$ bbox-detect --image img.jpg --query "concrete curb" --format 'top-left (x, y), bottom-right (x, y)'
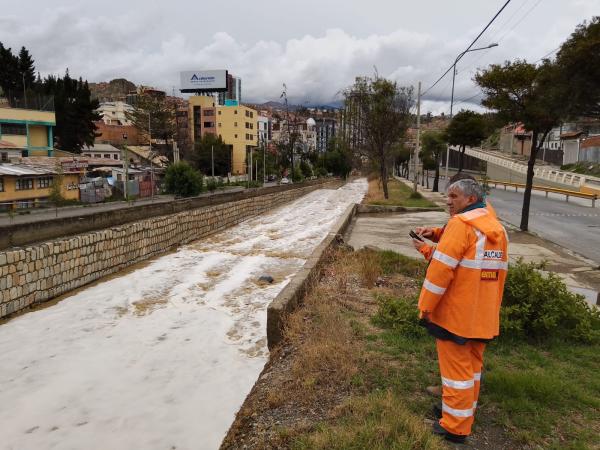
top-left (266, 202), bottom-right (358, 349)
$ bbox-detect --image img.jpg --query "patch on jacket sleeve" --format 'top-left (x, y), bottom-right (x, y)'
top-left (481, 270), bottom-right (499, 281)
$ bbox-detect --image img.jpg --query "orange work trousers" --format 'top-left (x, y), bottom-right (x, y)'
top-left (436, 338), bottom-right (486, 436)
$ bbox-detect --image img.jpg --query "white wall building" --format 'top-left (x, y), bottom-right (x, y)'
top-left (97, 101), bottom-right (135, 126)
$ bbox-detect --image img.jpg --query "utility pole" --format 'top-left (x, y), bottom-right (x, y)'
top-left (122, 133), bottom-right (129, 200)
top-left (445, 43), bottom-right (499, 180)
top-left (263, 137), bottom-right (266, 184)
top-left (413, 82), bottom-right (421, 192)
top-left (148, 112), bottom-right (154, 201)
top-left (211, 145), bottom-right (214, 177)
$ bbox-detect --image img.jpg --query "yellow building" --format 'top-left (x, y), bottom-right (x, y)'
top-left (0, 161), bottom-right (81, 210)
top-left (0, 106), bottom-right (56, 157)
top-left (188, 96), bottom-right (258, 175)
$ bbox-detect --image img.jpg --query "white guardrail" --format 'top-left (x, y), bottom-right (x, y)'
top-left (461, 147), bottom-right (600, 191)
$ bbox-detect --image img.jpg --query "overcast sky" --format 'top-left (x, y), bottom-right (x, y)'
top-left (1, 0), bottom-right (598, 113)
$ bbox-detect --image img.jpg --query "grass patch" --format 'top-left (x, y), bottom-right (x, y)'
top-left (364, 178), bottom-right (437, 207)
top-left (291, 391), bottom-right (445, 450)
top-left (224, 248), bottom-right (599, 449)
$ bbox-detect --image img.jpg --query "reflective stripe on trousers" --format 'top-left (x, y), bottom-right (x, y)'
top-left (436, 339), bottom-right (486, 436)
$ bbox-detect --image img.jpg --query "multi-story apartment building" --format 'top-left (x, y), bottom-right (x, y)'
top-left (0, 105), bottom-right (55, 157)
top-left (315, 117), bottom-right (336, 152)
top-left (97, 101), bottom-right (134, 126)
top-left (187, 95), bottom-right (258, 175)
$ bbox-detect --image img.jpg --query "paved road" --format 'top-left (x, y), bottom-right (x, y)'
top-left (487, 186), bottom-right (600, 265)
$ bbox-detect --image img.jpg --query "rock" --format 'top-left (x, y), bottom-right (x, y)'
top-left (258, 275), bottom-right (274, 284)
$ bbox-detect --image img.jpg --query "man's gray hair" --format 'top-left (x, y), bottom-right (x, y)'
top-left (447, 179), bottom-right (484, 202)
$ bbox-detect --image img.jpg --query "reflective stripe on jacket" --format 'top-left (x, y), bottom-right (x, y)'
top-left (418, 207), bottom-right (508, 339)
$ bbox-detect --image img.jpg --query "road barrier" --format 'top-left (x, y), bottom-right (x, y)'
top-left (486, 179), bottom-right (597, 207)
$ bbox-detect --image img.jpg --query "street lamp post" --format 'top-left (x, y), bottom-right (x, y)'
top-left (445, 43), bottom-right (498, 181)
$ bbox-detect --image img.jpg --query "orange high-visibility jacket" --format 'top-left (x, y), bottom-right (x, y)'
top-left (418, 206), bottom-right (508, 339)
top-left (417, 202), bottom-right (497, 262)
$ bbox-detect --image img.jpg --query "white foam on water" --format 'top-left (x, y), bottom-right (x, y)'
top-left (0, 179), bottom-right (367, 450)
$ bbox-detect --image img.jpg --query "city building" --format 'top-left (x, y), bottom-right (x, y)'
top-left (0, 105), bottom-right (55, 157)
top-left (97, 101), bottom-right (134, 126)
top-left (0, 158), bottom-right (84, 210)
top-left (315, 117), bottom-right (336, 152)
top-left (81, 143), bottom-right (121, 161)
top-left (218, 74), bottom-right (242, 106)
top-left (187, 95), bottom-right (258, 175)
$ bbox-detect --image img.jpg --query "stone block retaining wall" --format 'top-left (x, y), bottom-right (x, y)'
top-left (0, 181), bottom-right (338, 319)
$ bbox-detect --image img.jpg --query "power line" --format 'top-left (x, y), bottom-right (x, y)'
top-left (534, 45), bottom-right (560, 63)
top-left (422, 0), bottom-right (513, 96)
top-left (494, 0), bottom-right (543, 44)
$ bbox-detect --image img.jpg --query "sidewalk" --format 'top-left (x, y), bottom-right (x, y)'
top-left (347, 177), bottom-right (600, 307)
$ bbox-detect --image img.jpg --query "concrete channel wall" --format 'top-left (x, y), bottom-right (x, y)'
top-left (266, 202), bottom-right (358, 349)
top-left (0, 180), bottom-right (339, 319)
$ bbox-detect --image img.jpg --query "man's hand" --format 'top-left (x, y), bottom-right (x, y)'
top-left (412, 238), bottom-right (426, 251)
top-left (415, 227), bottom-right (435, 239)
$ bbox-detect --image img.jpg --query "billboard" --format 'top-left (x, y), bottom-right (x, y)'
top-left (180, 70), bottom-right (228, 93)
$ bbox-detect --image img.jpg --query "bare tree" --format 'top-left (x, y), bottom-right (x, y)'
top-left (344, 76), bottom-right (413, 198)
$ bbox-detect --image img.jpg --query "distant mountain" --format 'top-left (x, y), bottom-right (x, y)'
top-left (89, 78), bottom-right (136, 102)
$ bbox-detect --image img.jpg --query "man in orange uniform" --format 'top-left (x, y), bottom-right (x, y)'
top-left (416, 179), bottom-right (508, 443)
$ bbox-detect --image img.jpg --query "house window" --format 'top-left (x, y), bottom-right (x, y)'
top-left (218, 123), bottom-right (222, 127)
top-left (203, 110), bottom-right (215, 116)
top-left (234, 110), bottom-right (238, 114)
top-left (203, 122), bottom-right (214, 128)
top-left (0, 178), bottom-right (3, 192)
top-left (104, 154), bottom-right (111, 158)
top-left (0, 123), bottom-right (27, 135)
top-left (1, 152), bottom-right (7, 162)
top-left (234, 134), bottom-right (238, 139)
top-left (234, 122), bottom-right (238, 127)
top-left (16, 178), bottom-right (34, 190)
top-left (37, 177), bottom-right (53, 189)
top-left (218, 111), bottom-right (222, 115)
top-left (113, 154), bottom-right (119, 160)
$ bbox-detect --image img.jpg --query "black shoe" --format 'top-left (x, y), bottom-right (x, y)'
top-left (432, 403), bottom-right (442, 419)
top-left (432, 421), bottom-right (466, 444)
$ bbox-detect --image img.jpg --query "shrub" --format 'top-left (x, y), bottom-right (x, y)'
top-left (501, 260), bottom-right (600, 343)
top-left (409, 191), bottom-right (423, 199)
top-left (373, 294), bottom-right (427, 338)
top-left (164, 161), bottom-right (203, 197)
top-left (292, 166), bottom-right (304, 182)
top-left (206, 178), bottom-right (217, 192)
top-left (300, 160), bottom-right (313, 178)
top-left (315, 167), bottom-right (328, 177)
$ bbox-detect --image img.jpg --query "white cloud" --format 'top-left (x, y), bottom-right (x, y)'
top-left (1, 3), bottom-right (597, 113)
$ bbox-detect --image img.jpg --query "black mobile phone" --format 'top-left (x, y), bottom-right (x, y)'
top-left (409, 230), bottom-right (424, 242)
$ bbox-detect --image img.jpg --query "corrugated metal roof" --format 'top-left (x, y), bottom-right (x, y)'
top-left (0, 164), bottom-right (51, 176)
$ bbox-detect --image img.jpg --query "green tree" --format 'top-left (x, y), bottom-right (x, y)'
top-left (420, 131), bottom-right (446, 192)
top-left (554, 17), bottom-right (600, 118)
top-left (475, 60), bottom-right (565, 231)
top-left (40, 72), bottom-right (101, 152)
top-left (192, 134), bottom-right (231, 176)
top-left (393, 143), bottom-right (411, 179)
top-left (446, 110), bottom-right (487, 172)
top-left (164, 161), bottom-right (203, 197)
top-left (318, 137), bottom-right (353, 178)
top-left (18, 46), bottom-right (35, 88)
top-left (344, 77), bottom-right (413, 198)
top-left (0, 42), bottom-right (21, 96)
top-left (300, 159), bottom-right (313, 178)
top-left (126, 93), bottom-right (177, 160)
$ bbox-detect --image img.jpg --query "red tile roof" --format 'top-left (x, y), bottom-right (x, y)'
top-left (581, 136), bottom-right (600, 148)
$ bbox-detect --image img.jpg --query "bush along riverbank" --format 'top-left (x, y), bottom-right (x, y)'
top-left (221, 247), bottom-right (600, 450)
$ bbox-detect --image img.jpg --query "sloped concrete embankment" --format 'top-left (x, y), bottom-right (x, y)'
top-left (266, 202), bottom-right (357, 349)
top-left (0, 180), bottom-right (341, 319)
